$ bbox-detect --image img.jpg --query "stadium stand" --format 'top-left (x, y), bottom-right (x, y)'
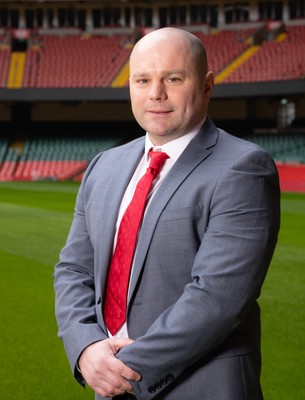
top-left (7, 51), bottom-right (25, 88)
top-left (195, 28), bottom-right (255, 75)
top-left (245, 133), bottom-right (305, 164)
top-left (243, 133), bottom-right (305, 192)
top-left (0, 21), bottom-right (303, 90)
top-left (23, 34), bottom-right (132, 88)
top-left (1, 132), bottom-right (304, 191)
top-left (0, 1), bottom-right (304, 191)
top-left (0, 46), bottom-right (10, 88)
top-left (10, 136), bottom-right (122, 181)
top-left (0, 147), bottom-right (19, 181)
top-left (8, 24), bottom-right (299, 88)
top-left (0, 137), bottom-right (9, 163)
top-left (222, 25), bottom-right (305, 83)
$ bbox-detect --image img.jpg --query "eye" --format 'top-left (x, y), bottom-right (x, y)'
top-left (167, 76), bottom-right (182, 84)
top-left (137, 78), bottom-right (148, 84)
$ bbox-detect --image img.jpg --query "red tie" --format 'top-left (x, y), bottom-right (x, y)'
top-left (103, 150), bottom-right (169, 335)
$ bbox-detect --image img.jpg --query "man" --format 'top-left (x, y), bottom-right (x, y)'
top-left (54, 27), bottom-right (280, 399)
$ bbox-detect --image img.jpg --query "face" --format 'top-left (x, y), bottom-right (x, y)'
top-left (129, 30), bottom-right (214, 145)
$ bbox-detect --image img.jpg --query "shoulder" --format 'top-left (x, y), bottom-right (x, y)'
top-left (200, 117), bottom-right (270, 161)
top-left (217, 127), bottom-right (262, 152)
top-left (97, 135), bottom-right (145, 160)
top-left (211, 129), bottom-right (279, 196)
top-left (216, 128), bottom-right (275, 165)
top-left (84, 135), bottom-right (145, 175)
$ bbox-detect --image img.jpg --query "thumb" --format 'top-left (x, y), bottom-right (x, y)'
top-left (109, 338), bottom-right (135, 354)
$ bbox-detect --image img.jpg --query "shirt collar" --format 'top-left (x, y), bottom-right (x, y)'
top-left (145, 117), bottom-right (206, 162)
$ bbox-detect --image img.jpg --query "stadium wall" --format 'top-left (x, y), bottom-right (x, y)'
top-left (1, 80), bottom-right (305, 102)
top-left (0, 103), bottom-right (10, 121)
top-left (4, 94), bottom-right (305, 126)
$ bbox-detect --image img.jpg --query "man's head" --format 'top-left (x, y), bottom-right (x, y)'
top-left (129, 27), bottom-right (214, 145)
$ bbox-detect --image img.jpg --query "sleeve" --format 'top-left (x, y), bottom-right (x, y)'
top-left (117, 147), bottom-right (280, 399)
top-left (53, 156), bottom-right (107, 381)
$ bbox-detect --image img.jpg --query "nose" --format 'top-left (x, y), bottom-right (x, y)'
top-left (149, 80), bottom-right (167, 101)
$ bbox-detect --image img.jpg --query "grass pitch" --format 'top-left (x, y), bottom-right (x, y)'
top-left (0, 181), bottom-right (304, 400)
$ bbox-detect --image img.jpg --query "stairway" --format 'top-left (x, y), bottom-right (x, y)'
top-left (7, 52), bottom-right (26, 88)
top-left (215, 45), bottom-right (260, 84)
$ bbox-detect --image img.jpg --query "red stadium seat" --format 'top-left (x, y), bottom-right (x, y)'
top-left (23, 34), bottom-right (131, 88)
top-left (221, 25), bottom-right (305, 83)
top-left (0, 47), bottom-right (11, 87)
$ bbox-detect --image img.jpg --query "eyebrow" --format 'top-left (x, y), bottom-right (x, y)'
top-left (131, 70), bottom-right (186, 79)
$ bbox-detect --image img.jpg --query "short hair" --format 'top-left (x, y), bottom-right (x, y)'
top-left (181, 30), bottom-right (208, 78)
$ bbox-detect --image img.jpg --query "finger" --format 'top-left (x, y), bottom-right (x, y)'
top-left (94, 381), bottom-right (126, 398)
top-left (108, 337), bottom-right (135, 353)
top-left (85, 355), bottom-right (137, 389)
top-left (92, 371), bottom-right (133, 397)
top-left (110, 357), bottom-right (141, 382)
top-left (107, 338), bottom-right (141, 381)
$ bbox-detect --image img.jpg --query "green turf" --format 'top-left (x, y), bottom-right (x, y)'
top-left (0, 182), bottom-right (93, 400)
top-left (0, 182), bottom-right (304, 399)
top-left (260, 192), bottom-right (305, 399)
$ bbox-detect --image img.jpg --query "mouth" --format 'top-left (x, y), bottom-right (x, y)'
top-left (147, 110), bottom-right (173, 115)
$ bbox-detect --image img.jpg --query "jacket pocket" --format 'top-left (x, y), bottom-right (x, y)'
top-left (158, 205), bottom-right (202, 222)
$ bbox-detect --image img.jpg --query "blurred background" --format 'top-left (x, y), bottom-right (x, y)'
top-left (0, 0), bottom-right (304, 399)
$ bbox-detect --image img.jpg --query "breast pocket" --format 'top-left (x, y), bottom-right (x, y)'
top-left (158, 205), bottom-right (203, 222)
top-left (155, 205), bottom-right (204, 254)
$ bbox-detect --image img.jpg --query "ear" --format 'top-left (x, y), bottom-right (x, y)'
top-left (204, 71), bottom-right (215, 97)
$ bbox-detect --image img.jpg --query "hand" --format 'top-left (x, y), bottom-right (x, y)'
top-left (79, 338), bottom-right (141, 398)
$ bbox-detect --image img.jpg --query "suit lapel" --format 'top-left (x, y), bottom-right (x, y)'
top-left (128, 117), bottom-right (219, 301)
top-left (98, 139), bottom-right (145, 292)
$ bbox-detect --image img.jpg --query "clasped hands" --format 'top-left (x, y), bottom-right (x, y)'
top-left (79, 338), bottom-right (141, 398)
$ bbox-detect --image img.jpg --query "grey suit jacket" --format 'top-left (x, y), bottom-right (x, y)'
top-left (54, 116), bottom-right (280, 400)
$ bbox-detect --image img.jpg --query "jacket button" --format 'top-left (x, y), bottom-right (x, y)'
top-left (148, 386), bottom-right (156, 393)
top-left (166, 374), bottom-right (174, 381)
top-left (160, 378), bottom-right (168, 386)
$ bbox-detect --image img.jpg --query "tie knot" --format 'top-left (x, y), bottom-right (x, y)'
top-left (148, 150), bottom-right (169, 176)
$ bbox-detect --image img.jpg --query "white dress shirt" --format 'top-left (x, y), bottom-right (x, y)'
top-left (109, 119), bottom-right (205, 338)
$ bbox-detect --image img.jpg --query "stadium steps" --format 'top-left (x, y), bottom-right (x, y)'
top-left (276, 32), bottom-right (287, 43)
top-left (215, 45), bottom-right (260, 84)
top-left (7, 52), bottom-right (26, 88)
top-left (111, 41), bottom-right (133, 87)
top-left (9, 140), bottom-right (24, 155)
top-left (111, 60), bottom-right (129, 87)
